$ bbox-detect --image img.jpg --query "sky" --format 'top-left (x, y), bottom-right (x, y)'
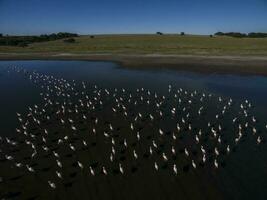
top-left (0, 0), bottom-right (267, 35)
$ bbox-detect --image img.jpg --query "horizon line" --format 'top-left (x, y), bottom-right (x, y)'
top-left (2, 31), bottom-right (267, 37)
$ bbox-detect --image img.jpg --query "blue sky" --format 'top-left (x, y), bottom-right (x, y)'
top-left (0, 0), bottom-right (266, 35)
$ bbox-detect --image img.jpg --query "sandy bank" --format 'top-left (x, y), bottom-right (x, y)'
top-left (0, 53), bottom-right (267, 76)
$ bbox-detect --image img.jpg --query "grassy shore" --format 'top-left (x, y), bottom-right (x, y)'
top-left (0, 34), bottom-right (267, 75)
top-left (1, 34), bottom-right (267, 55)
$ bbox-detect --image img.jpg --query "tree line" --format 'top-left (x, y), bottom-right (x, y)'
top-left (215, 32), bottom-right (267, 38)
top-left (0, 32), bottom-right (79, 47)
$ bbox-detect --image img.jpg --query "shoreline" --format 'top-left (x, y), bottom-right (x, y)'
top-left (0, 53), bottom-right (267, 76)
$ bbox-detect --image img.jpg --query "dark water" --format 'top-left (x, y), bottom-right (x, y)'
top-left (0, 60), bottom-right (267, 200)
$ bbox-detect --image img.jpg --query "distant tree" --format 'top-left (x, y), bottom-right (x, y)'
top-left (0, 33), bottom-right (3, 37)
top-left (90, 35), bottom-right (95, 38)
top-left (209, 35), bottom-right (213, 38)
top-left (248, 32), bottom-right (267, 38)
top-left (50, 33), bottom-right (57, 40)
top-left (0, 32), bottom-right (77, 47)
top-left (57, 32), bottom-right (79, 39)
top-left (180, 32), bottom-right (185, 36)
top-left (214, 32), bottom-right (247, 38)
top-left (229, 32), bottom-right (247, 38)
top-left (215, 32), bottom-right (224, 36)
top-left (156, 32), bottom-right (163, 35)
top-left (40, 34), bottom-right (49, 40)
top-left (63, 38), bottom-right (75, 43)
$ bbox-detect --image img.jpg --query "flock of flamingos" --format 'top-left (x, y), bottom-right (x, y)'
top-left (0, 66), bottom-right (266, 194)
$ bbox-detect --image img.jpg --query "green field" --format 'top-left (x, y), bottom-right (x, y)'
top-left (1, 34), bottom-right (267, 56)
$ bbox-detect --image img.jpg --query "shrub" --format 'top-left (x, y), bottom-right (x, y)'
top-left (63, 38), bottom-right (75, 43)
top-left (18, 42), bottom-right (28, 47)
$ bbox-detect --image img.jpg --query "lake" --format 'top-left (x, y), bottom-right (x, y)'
top-left (0, 60), bottom-right (267, 200)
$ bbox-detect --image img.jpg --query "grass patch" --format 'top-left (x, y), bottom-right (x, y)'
top-left (1, 34), bottom-right (267, 56)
